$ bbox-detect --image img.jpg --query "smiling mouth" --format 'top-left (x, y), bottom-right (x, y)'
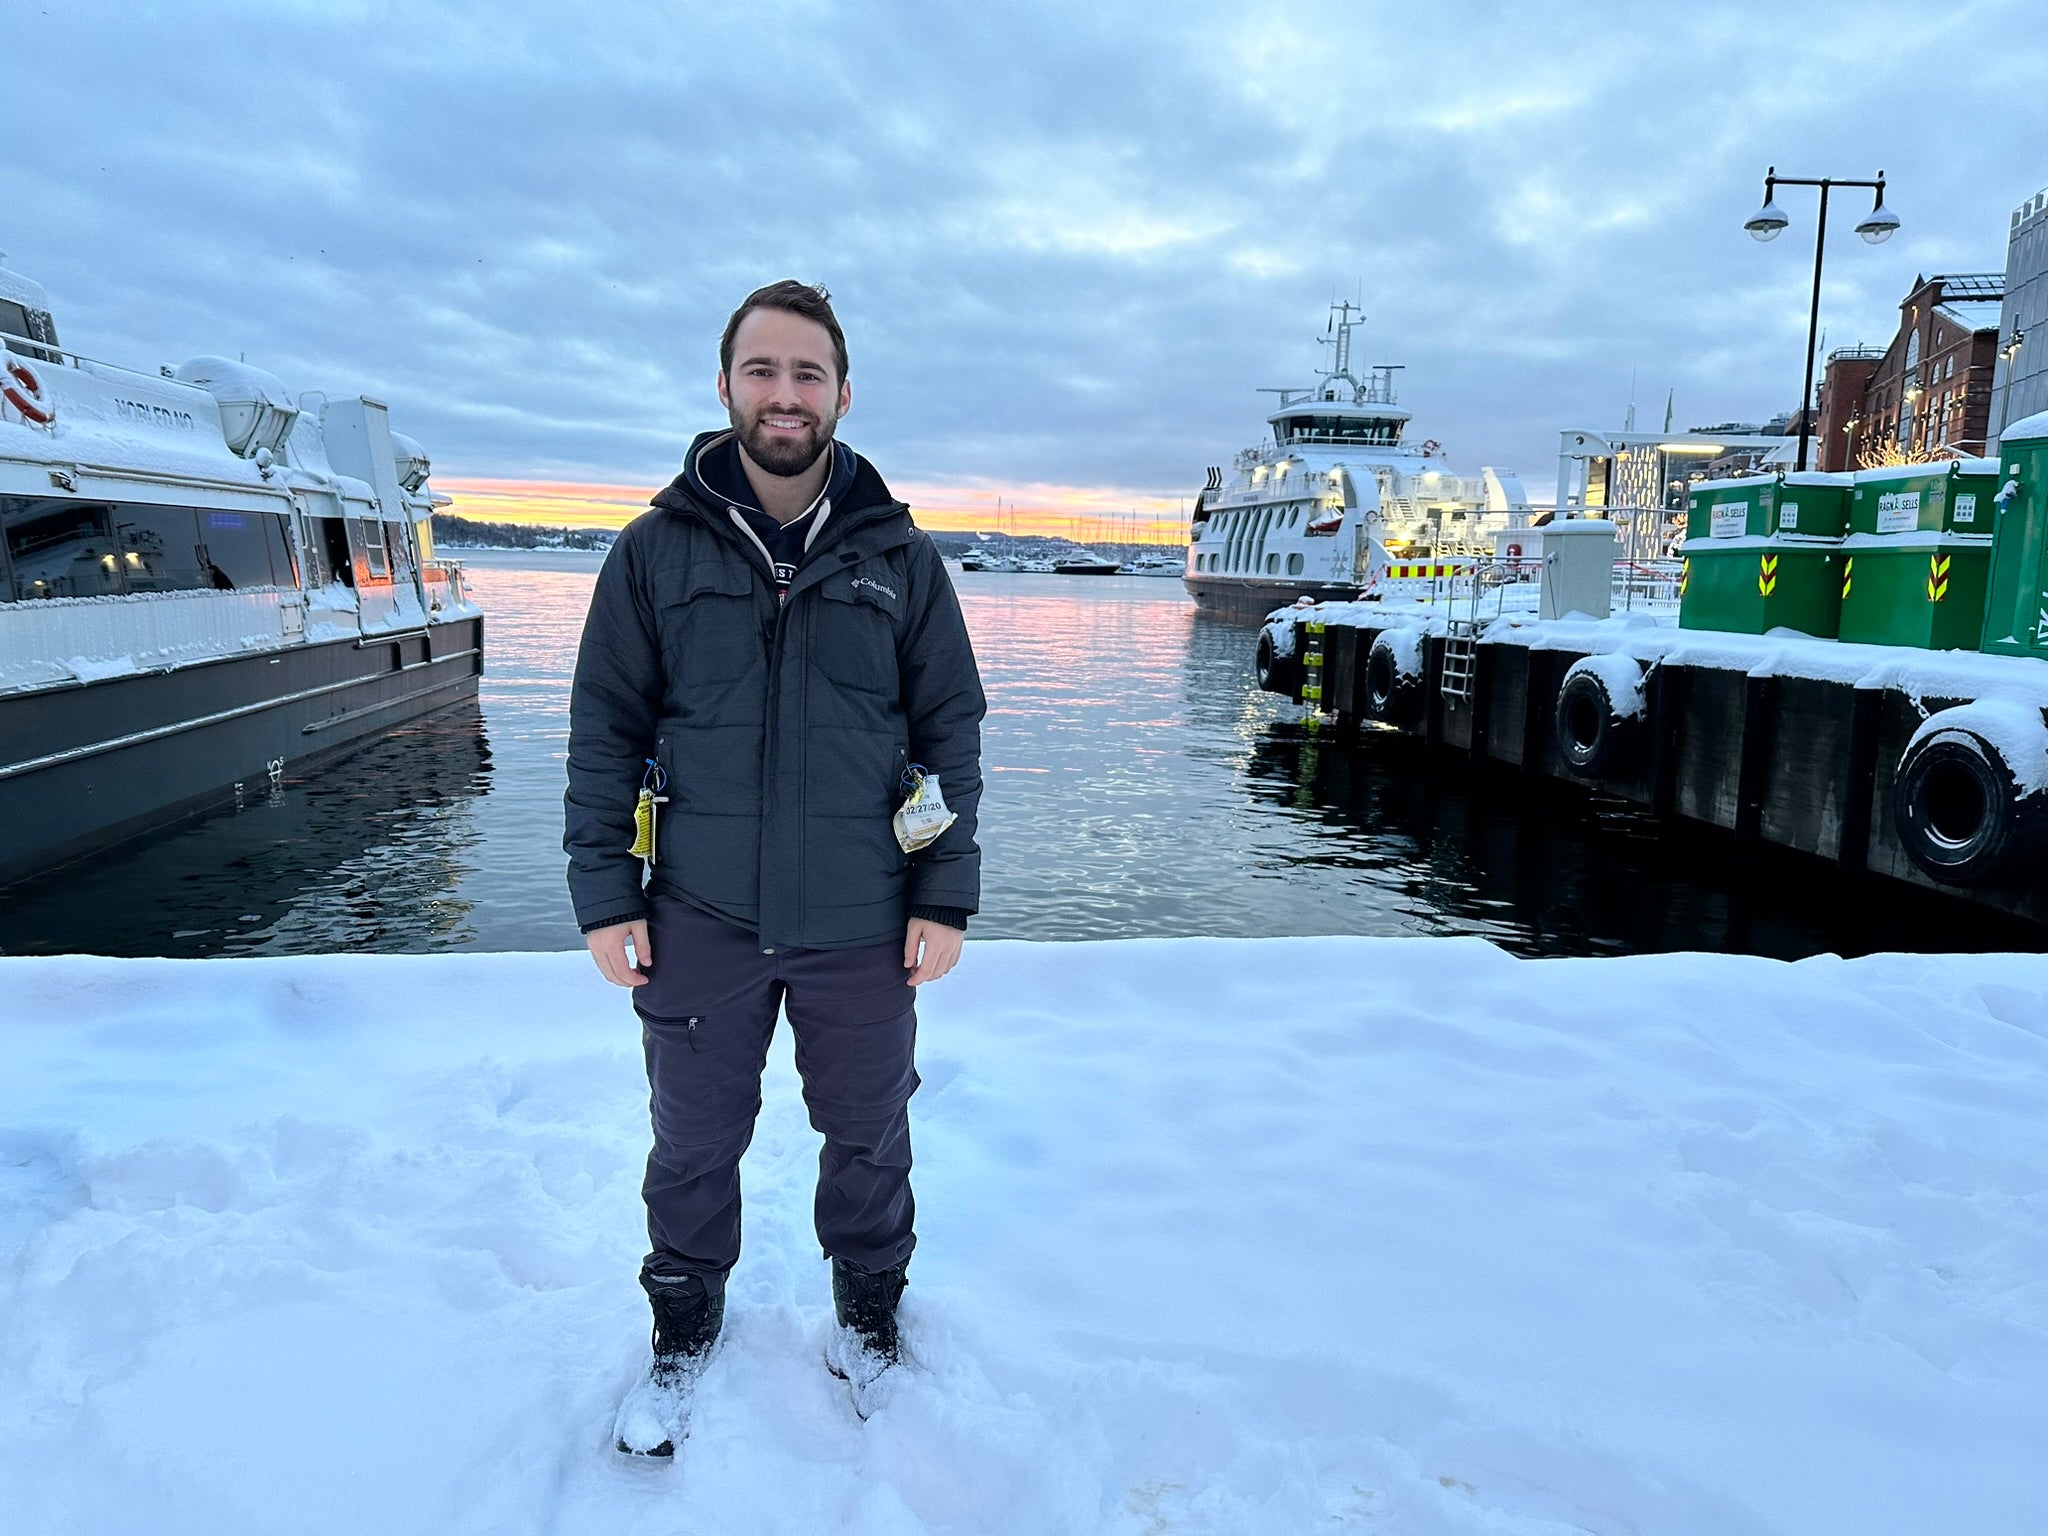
top-left (761, 414), bottom-right (813, 432)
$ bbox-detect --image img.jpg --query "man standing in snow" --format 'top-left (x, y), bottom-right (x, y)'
top-left (564, 281), bottom-right (986, 1454)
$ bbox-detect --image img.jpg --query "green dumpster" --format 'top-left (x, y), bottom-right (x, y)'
top-left (1836, 461), bottom-right (1999, 649)
top-left (1838, 533), bottom-right (1994, 649)
top-left (1981, 413), bottom-right (2048, 658)
top-left (1849, 459), bottom-right (2000, 535)
top-left (1680, 472), bottom-right (1849, 636)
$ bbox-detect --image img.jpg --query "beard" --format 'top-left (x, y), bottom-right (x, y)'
top-left (733, 402), bottom-right (837, 478)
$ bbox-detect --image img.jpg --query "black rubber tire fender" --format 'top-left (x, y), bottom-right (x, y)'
top-left (1255, 626), bottom-right (1305, 699)
top-left (1892, 725), bottom-right (2044, 886)
top-left (1554, 663), bottom-right (1645, 779)
top-left (1363, 631), bottom-right (1426, 727)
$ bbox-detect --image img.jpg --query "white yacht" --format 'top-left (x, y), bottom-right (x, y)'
top-left (0, 253), bottom-right (483, 884)
top-left (1183, 304), bottom-right (1530, 617)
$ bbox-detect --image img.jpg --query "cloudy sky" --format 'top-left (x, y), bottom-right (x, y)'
top-left (8, 0), bottom-right (2046, 536)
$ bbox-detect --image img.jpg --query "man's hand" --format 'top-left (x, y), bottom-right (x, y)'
top-left (903, 917), bottom-right (963, 986)
top-left (587, 918), bottom-right (651, 987)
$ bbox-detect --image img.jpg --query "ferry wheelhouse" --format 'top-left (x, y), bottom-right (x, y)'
top-left (1184, 305), bottom-right (1529, 617)
top-left (0, 254), bottom-right (483, 884)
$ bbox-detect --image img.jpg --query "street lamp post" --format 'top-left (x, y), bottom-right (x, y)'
top-left (1744, 167), bottom-right (1900, 472)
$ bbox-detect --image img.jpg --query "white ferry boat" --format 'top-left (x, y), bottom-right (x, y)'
top-left (1184, 304), bottom-right (1530, 617)
top-left (0, 254), bottom-right (483, 884)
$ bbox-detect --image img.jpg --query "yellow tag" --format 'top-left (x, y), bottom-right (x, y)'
top-left (629, 788), bottom-right (667, 863)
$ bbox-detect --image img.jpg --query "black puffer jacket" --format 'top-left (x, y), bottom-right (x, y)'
top-left (564, 436), bottom-right (985, 949)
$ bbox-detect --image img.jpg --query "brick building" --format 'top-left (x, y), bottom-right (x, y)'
top-left (1816, 272), bottom-right (2004, 471)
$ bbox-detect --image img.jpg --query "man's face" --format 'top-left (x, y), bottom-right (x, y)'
top-left (717, 307), bottom-right (851, 478)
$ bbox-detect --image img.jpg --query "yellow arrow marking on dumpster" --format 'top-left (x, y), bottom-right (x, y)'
top-left (1841, 556), bottom-right (1854, 600)
top-left (1926, 553), bottom-right (1950, 604)
top-left (1758, 553), bottom-right (1779, 597)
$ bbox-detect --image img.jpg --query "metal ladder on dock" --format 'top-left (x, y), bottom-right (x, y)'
top-left (1441, 618), bottom-right (1479, 704)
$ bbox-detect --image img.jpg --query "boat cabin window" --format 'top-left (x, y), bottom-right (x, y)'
top-left (0, 299), bottom-right (62, 362)
top-left (195, 509), bottom-right (285, 589)
top-left (1275, 414), bottom-right (1401, 447)
top-left (113, 505), bottom-right (210, 592)
top-left (357, 518), bottom-right (389, 580)
top-left (382, 520), bottom-right (414, 580)
top-left (0, 496), bottom-right (291, 600)
top-left (3, 498), bottom-right (126, 599)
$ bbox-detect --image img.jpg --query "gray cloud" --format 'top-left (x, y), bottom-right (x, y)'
top-left (6, 0), bottom-right (2045, 507)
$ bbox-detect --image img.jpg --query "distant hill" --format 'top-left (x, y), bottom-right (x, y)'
top-left (431, 514), bottom-right (618, 552)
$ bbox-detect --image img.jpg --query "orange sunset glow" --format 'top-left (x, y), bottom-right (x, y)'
top-left (438, 476), bottom-right (1192, 545)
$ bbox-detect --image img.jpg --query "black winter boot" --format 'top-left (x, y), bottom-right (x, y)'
top-left (831, 1257), bottom-right (907, 1362)
top-left (614, 1270), bottom-right (725, 1457)
top-left (826, 1258), bottom-right (908, 1418)
top-left (645, 1269), bottom-right (725, 1369)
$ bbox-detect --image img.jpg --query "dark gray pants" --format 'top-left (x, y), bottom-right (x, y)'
top-left (633, 892), bottom-right (919, 1287)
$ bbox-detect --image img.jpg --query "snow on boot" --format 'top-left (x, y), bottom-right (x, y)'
top-left (614, 1270), bottom-right (725, 1458)
top-left (824, 1257), bottom-right (907, 1419)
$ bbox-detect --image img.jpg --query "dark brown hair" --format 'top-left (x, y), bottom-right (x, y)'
top-left (719, 280), bottom-right (849, 384)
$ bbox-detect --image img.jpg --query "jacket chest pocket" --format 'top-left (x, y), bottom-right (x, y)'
top-left (660, 566), bottom-right (765, 687)
top-left (812, 576), bottom-right (901, 696)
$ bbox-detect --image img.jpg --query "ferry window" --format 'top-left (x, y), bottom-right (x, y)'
top-left (1265, 553), bottom-right (1280, 574)
top-left (0, 299), bottom-right (61, 362)
top-left (1287, 553), bottom-right (1305, 575)
top-left (3, 497), bottom-right (126, 599)
top-left (382, 520), bottom-right (413, 579)
top-left (195, 509), bottom-right (280, 589)
top-left (269, 513), bottom-right (301, 588)
top-left (358, 518), bottom-right (389, 579)
top-left (114, 505), bottom-right (207, 592)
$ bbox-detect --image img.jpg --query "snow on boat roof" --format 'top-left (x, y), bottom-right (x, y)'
top-left (0, 262), bottom-right (52, 312)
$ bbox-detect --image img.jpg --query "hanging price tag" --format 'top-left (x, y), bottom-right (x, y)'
top-left (893, 766), bottom-right (957, 853)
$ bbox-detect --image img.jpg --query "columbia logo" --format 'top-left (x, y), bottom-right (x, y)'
top-left (851, 576), bottom-right (898, 600)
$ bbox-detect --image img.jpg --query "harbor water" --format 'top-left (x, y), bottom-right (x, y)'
top-left (0, 550), bottom-right (2031, 960)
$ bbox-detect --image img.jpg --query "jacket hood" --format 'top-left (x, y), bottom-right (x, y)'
top-left (654, 430), bottom-right (901, 533)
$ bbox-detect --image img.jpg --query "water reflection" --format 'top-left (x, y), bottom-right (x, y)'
top-left (0, 558), bottom-right (2029, 959)
top-left (1238, 717), bottom-right (2044, 960)
top-left (0, 705), bottom-right (492, 957)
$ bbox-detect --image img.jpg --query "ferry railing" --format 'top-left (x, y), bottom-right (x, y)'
top-left (421, 558), bottom-right (469, 613)
top-left (1, 326), bottom-right (176, 384)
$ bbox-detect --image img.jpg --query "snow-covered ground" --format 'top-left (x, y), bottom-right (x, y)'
top-left (3, 941), bottom-right (2044, 1534)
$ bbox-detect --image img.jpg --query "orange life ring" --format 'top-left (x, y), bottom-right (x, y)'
top-left (2, 358), bottom-right (53, 424)
top-left (1506, 542), bottom-right (1523, 560)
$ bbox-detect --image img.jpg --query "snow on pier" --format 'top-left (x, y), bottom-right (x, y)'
top-left (3, 941), bottom-right (2044, 1533)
